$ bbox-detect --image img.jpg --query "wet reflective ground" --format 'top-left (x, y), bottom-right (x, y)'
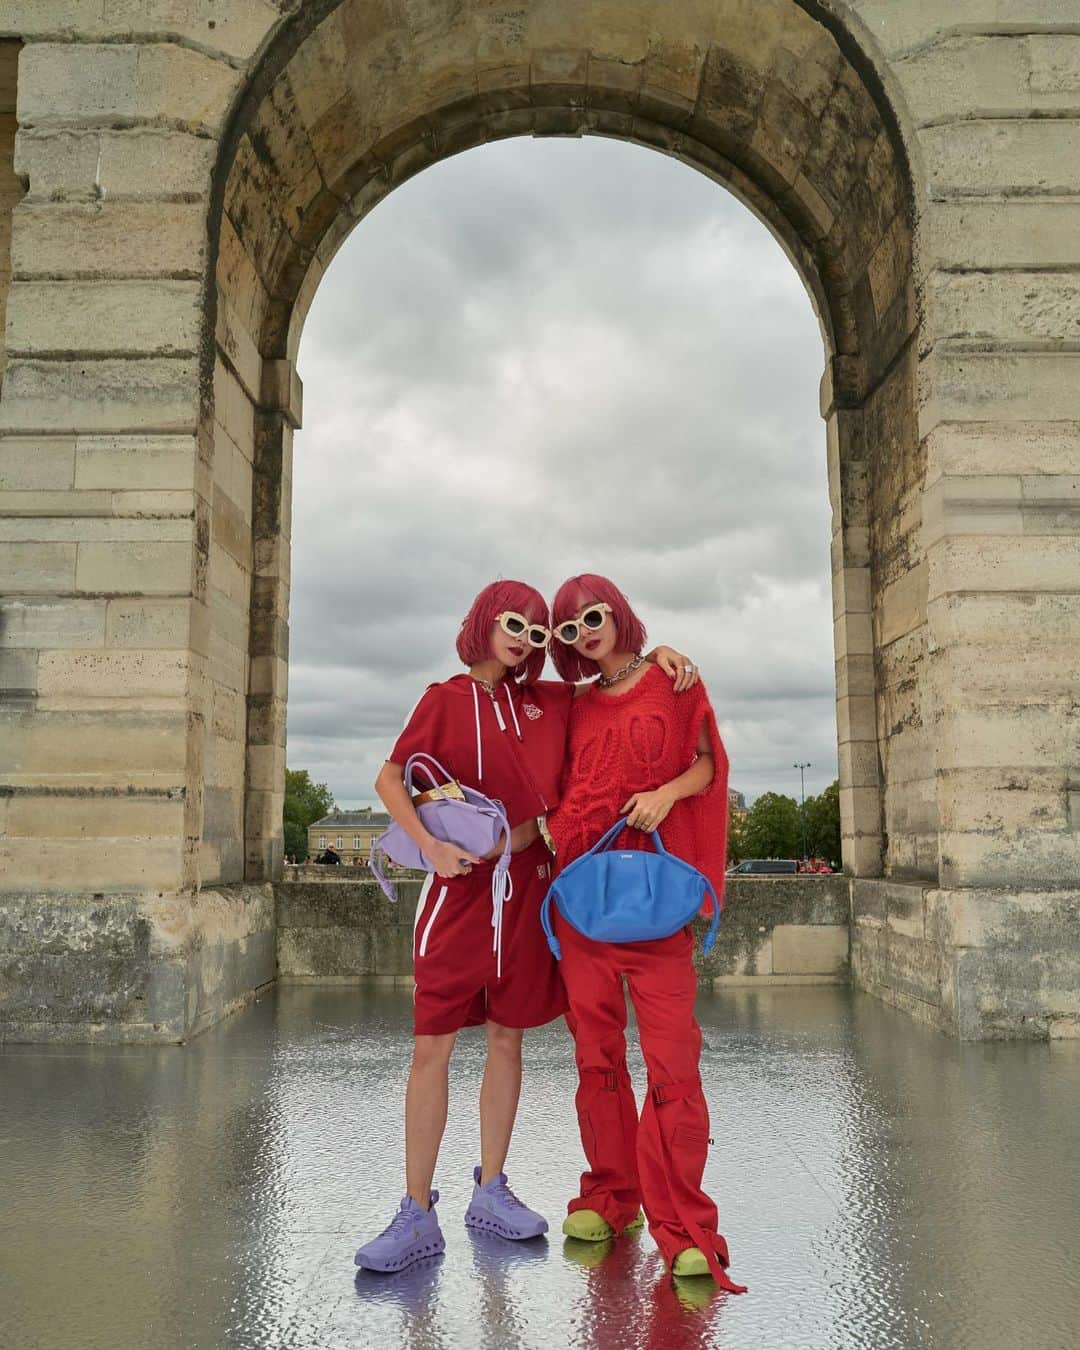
top-left (2, 985), bottom-right (1079, 1350)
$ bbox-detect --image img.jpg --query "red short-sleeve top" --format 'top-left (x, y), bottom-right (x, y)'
top-left (388, 675), bottom-right (575, 828)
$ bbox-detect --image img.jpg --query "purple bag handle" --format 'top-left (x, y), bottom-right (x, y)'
top-left (369, 751), bottom-right (512, 905)
top-left (402, 751), bottom-right (458, 795)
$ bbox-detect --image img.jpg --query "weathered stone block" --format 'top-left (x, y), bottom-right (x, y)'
top-left (0, 436), bottom-right (75, 490)
top-left (922, 199), bottom-right (1080, 271)
top-left (894, 36), bottom-right (1033, 123)
top-left (0, 836), bottom-right (184, 891)
top-left (0, 357), bottom-right (200, 435)
top-left (921, 350), bottom-right (1080, 430)
top-left (134, 45), bottom-right (239, 132)
top-left (834, 609), bottom-right (873, 660)
top-left (928, 535), bottom-right (1080, 599)
top-left (75, 540), bottom-right (193, 595)
top-left (6, 281), bottom-right (202, 357)
top-left (928, 591), bottom-right (1080, 650)
top-left (0, 884), bottom-right (276, 1043)
top-left (18, 43), bottom-right (138, 126)
top-left (850, 1), bottom-right (1080, 61)
top-left (5, 791), bottom-right (184, 839)
top-left (36, 650), bottom-right (189, 703)
top-left (13, 128), bottom-right (101, 201)
top-left (922, 118), bottom-right (1080, 199)
top-left (926, 270), bottom-right (1080, 349)
top-left (772, 924), bottom-right (849, 975)
top-left (1, 706), bottom-right (189, 780)
top-left (0, 541), bottom-right (76, 591)
top-left (12, 202), bottom-right (207, 278)
top-left (0, 647), bottom-right (36, 695)
top-left (105, 597), bottom-right (191, 649)
top-left (939, 829), bottom-right (1080, 890)
top-left (925, 422), bottom-right (1080, 481)
top-left (0, 598), bottom-right (105, 649)
top-left (74, 434), bottom-right (198, 491)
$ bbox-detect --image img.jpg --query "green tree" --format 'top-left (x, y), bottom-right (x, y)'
top-left (739, 791), bottom-right (802, 860)
top-left (283, 768), bottom-right (334, 861)
top-left (804, 779), bottom-right (842, 869)
top-left (726, 809), bottom-right (748, 864)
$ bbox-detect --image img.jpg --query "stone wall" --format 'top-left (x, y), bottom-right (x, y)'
top-left (276, 874), bottom-right (851, 985)
top-left (0, 883), bottom-right (275, 1044)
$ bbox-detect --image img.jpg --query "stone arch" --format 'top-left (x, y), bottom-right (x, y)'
top-left (202, 0), bottom-right (922, 897)
top-left (206, 0), bottom-right (923, 896)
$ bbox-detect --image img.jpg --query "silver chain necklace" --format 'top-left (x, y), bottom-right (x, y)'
top-left (596, 653), bottom-right (645, 689)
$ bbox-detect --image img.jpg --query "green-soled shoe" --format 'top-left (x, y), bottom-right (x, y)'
top-left (671, 1246), bottom-right (710, 1277)
top-left (562, 1208), bottom-right (645, 1242)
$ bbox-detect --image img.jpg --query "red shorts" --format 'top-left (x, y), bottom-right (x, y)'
top-left (411, 838), bottom-right (568, 1036)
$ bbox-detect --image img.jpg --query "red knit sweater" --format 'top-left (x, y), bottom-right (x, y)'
top-left (547, 665), bottom-right (730, 908)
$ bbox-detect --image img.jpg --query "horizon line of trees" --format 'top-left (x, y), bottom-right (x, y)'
top-left (285, 766), bottom-right (843, 870)
top-left (728, 780), bottom-right (841, 869)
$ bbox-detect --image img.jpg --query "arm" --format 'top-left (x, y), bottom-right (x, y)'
top-left (374, 760), bottom-right (481, 878)
top-left (621, 721), bottom-right (714, 831)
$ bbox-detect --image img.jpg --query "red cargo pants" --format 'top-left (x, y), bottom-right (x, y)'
top-left (555, 913), bottom-right (746, 1292)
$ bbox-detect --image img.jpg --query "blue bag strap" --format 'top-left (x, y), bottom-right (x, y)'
top-left (701, 879), bottom-right (721, 955)
top-left (591, 816), bottom-right (631, 854)
top-left (539, 884), bottom-right (561, 960)
top-left (591, 817), bottom-right (669, 855)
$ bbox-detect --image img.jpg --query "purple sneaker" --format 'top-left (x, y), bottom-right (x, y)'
top-left (354, 1191), bottom-right (446, 1272)
top-left (464, 1167), bottom-right (548, 1240)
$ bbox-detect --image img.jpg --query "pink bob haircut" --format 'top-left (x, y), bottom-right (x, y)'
top-left (548, 573), bottom-right (647, 682)
top-left (456, 579), bottom-right (549, 685)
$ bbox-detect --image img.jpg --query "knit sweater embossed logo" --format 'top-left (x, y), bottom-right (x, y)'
top-left (547, 664), bottom-right (731, 910)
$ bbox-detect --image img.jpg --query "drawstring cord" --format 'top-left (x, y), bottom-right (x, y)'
top-left (504, 684), bottom-right (522, 739)
top-left (490, 865), bottom-right (513, 978)
top-left (471, 682), bottom-right (484, 782)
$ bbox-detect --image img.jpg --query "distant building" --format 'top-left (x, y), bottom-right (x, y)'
top-left (728, 788), bottom-right (748, 818)
top-left (308, 807), bottom-right (390, 864)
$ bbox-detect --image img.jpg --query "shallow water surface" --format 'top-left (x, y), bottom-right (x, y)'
top-left (2, 984), bottom-right (1078, 1348)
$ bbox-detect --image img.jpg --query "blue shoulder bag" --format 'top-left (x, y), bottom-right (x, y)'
top-left (540, 816), bottom-right (722, 959)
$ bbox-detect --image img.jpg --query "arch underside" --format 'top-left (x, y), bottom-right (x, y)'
top-left (207, 0), bottom-right (922, 889)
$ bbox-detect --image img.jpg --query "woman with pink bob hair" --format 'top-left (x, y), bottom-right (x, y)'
top-left (545, 574), bottom-right (746, 1292)
top-left (353, 578), bottom-right (697, 1275)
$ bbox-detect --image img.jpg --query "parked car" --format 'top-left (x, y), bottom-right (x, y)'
top-left (799, 857), bottom-right (834, 874)
top-left (726, 859), bottom-right (800, 875)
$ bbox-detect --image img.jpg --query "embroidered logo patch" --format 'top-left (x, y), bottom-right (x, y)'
top-left (523, 703), bottom-right (542, 720)
top-left (537, 862), bottom-right (551, 880)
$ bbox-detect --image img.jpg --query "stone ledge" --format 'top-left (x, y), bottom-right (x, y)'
top-left (275, 875), bottom-right (853, 982)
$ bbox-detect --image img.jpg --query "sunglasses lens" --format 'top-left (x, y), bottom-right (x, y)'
top-left (527, 628), bottom-right (548, 647)
top-left (557, 623), bottom-right (579, 644)
top-left (503, 615), bottom-right (526, 636)
top-left (582, 608), bottom-right (606, 630)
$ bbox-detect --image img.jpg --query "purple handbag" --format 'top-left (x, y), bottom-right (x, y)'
top-left (369, 752), bottom-right (511, 903)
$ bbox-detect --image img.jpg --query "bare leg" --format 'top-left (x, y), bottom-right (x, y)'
top-left (479, 1020), bottom-right (524, 1184)
top-left (405, 1031), bottom-right (457, 1208)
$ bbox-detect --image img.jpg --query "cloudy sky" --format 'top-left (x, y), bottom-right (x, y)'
top-left (287, 136), bottom-right (838, 809)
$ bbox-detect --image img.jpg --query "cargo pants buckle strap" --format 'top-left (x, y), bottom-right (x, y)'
top-left (650, 1076), bottom-right (700, 1107)
top-left (583, 1065), bottom-right (621, 1092)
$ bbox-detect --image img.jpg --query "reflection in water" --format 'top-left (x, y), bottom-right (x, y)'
top-left (2, 984), bottom-right (1078, 1349)
top-left (354, 1254), bottom-right (448, 1348)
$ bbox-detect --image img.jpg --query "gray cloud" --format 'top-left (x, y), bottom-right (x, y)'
top-left (289, 136), bottom-right (838, 808)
